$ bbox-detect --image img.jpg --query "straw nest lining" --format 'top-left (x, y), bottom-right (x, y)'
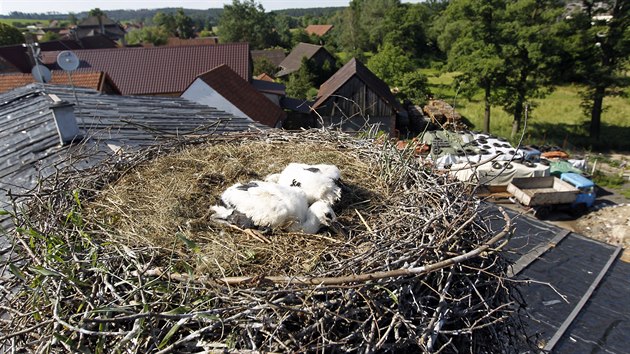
top-left (1, 129), bottom-right (527, 353)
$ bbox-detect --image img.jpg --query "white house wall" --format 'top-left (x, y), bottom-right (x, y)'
top-left (181, 80), bottom-right (249, 119)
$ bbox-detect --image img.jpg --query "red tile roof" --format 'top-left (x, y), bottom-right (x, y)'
top-left (192, 65), bottom-right (286, 127)
top-left (305, 24), bottom-right (334, 37)
top-left (0, 71), bottom-right (120, 94)
top-left (41, 43), bottom-right (252, 96)
top-left (312, 58), bottom-right (403, 112)
top-left (255, 73), bottom-right (275, 82)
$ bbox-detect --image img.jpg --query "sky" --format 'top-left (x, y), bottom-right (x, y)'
top-left (0, 0), bottom-right (423, 15)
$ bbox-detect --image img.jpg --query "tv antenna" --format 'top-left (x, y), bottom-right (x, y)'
top-left (57, 50), bottom-right (80, 104)
top-left (31, 64), bottom-right (51, 83)
top-left (23, 42), bottom-right (51, 84)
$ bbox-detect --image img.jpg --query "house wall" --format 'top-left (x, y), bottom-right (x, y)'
top-left (261, 92), bottom-right (281, 106)
top-left (181, 79), bottom-right (249, 119)
top-left (315, 76), bottom-right (395, 134)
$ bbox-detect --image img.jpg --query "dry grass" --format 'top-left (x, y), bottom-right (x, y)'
top-left (88, 137), bottom-right (386, 278)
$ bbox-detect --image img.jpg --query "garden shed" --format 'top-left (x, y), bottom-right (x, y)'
top-left (310, 58), bottom-right (407, 136)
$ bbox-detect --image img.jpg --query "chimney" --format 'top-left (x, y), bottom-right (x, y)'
top-left (48, 94), bottom-right (81, 145)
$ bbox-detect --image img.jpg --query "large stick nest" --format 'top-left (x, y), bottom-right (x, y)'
top-left (1, 129), bottom-right (528, 353)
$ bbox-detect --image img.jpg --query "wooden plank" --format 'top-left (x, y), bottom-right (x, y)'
top-left (543, 245), bottom-right (622, 351)
top-left (507, 229), bottom-right (571, 277)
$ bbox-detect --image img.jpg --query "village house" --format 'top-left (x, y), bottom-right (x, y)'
top-left (181, 64), bottom-right (286, 128)
top-left (276, 42), bottom-right (336, 78)
top-left (304, 24), bottom-right (334, 37)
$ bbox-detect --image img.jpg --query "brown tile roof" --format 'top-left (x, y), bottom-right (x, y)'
top-left (312, 58), bottom-right (403, 112)
top-left (277, 43), bottom-right (331, 77)
top-left (255, 73), bottom-right (275, 82)
top-left (305, 24), bottom-right (334, 37)
top-left (0, 71), bottom-right (120, 94)
top-left (165, 37), bottom-right (219, 47)
top-left (41, 43), bottom-right (252, 96)
top-left (192, 65), bottom-right (286, 127)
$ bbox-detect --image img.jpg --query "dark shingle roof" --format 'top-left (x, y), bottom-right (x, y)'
top-left (0, 39), bottom-right (115, 74)
top-left (312, 58), bottom-right (403, 113)
top-left (251, 49), bottom-right (287, 67)
top-left (277, 43), bottom-right (328, 77)
top-left (0, 83), bottom-right (264, 234)
top-left (193, 65), bottom-right (286, 127)
top-left (41, 43), bottom-right (252, 96)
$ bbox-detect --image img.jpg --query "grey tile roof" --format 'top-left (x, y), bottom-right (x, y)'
top-left (0, 83), bottom-right (265, 234)
top-left (277, 43), bottom-right (332, 77)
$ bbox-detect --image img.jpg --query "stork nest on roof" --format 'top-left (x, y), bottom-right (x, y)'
top-left (1, 129), bottom-right (532, 353)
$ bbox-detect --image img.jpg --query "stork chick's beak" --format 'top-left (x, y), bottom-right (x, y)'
top-left (328, 220), bottom-right (347, 237)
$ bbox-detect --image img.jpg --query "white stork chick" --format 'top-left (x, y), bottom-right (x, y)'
top-left (211, 180), bottom-right (337, 234)
top-left (265, 163), bottom-right (342, 206)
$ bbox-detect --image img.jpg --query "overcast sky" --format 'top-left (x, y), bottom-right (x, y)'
top-left (0, 0), bottom-right (423, 15)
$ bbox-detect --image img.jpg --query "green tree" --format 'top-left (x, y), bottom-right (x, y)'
top-left (398, 70), bottom-right (431, 105)
top-left (253, 56), bottom-right (278, 76)
top-left (291, 29), bottom-right (311, 47)
top-left (436, 0), bottom-right (506, 133)
top-left (88, 8), bottom-right (105, 17)
top-left (499, 0), bottom-right (566, 137)
top-left (566, 0), bottom-right (630, 140)
top-left (332, 1), bottom-right (368, 59)
top-left (218, 0), bottom-right (277, 49)
top-left (367, 42), bottom-right (415, 87)
top-left (125, 26), bottom-right (168, 46)
top-left (40, 31), bottom-right (61, 42)
top-left (153, 12), bottom-right (176, 35)
top-left (0, 23), bottom-right (25, 46)
top-left (382, 3), bottom-right (432, 60)
top-left (285, 57), bottom-right (316, 98)
top-left (273, 13), bottom-right (293, 48)
top-left (175, 8), bottom-right (195, 39)
top-left (68, 13), bottom-right (78, 25)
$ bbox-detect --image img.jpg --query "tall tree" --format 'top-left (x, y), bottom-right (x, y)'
top-left (0, 23), bottom-right (25, 46)
top-left (175, 8), bottom-right (195, 39)
top-left (566, 0), bottom-right (630, 140)
top-left (499, 0), bottom-right (566, 137)
top-left (218, 0), bottom-right (277, 49)
top-left (68, 13), bottom-right (78, 25)
top-left (367, 42), bottom-right (415, 87)
top-left (125, 26), bottom-right (169, 46)
top-left (332, 0), bottom-right (368, 59)
top-left (382, 3), bottom-right (432, 60)
top-left (153, 12), bottom-right (177, 35)
top-left (436, 0), bottom-right (506, 133)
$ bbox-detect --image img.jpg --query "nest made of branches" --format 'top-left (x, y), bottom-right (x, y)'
top-left (0, 129), bottom-right (530, 353)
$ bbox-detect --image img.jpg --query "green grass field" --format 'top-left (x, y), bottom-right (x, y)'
top-left (422, 70), bottom-right (630, 152)
top-left (0, 19), bottom-right (51, 27)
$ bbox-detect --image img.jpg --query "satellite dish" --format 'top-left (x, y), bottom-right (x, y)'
top-left (31, 64), bottom-right (52, 83)
top-left (56, 50), bottom-right (80, 71)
